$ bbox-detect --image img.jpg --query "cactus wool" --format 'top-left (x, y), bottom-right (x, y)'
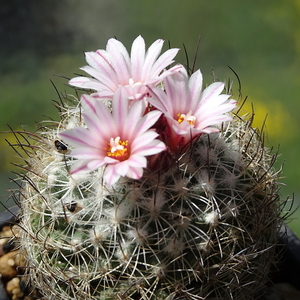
top-left (15, 36), bottom-right (282, 300)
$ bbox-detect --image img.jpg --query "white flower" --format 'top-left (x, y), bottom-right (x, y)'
top-left (60, 90), bottom-right (166, 186)
top-left (148, 67), bottom-right (237, 151)
top-left (69, 35), bottom-right (181, 100)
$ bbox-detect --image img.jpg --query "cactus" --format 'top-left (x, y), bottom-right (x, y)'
top-left (12, 36), bottom-right (282, 300)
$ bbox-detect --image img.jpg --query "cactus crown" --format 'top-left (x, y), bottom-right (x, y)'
top-left (10, 36), bottom-right (282, 300)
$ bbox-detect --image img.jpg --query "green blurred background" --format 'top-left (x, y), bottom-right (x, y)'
top-left (1, 0), bottom-right (299, 234)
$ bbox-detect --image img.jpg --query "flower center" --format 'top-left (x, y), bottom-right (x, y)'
top-left (128, 78), bottom-right (142, 87)
top-left (177, 112), bottom-right (196, 125)
top-left (106, 137), bottom-right (129, 160)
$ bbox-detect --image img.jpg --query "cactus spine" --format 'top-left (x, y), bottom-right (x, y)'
top-left (13, 36), bottom-right (282, 300)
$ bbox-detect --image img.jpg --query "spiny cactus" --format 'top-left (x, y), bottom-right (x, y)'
top-left (12, 36), bottom-right (282, 300)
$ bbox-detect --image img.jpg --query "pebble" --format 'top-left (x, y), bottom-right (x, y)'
top-left (0, 227), bottom-right (14, 257)
top-left (6, 278), bottom-right (23, 300)
top-left (0, 251), bottom-right (18, 279)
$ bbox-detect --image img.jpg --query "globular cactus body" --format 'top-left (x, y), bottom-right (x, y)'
top-left (14, 36), bottom-right (282, 300)
top-left (18, 111), bottom-right (280, 300)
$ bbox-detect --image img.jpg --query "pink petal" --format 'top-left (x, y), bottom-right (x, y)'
top-left (154, 64), bottom-right (184, 84)
top-left (130, 36), bottom-right (146, 81)
top-left (121, 105), bottom-right (144, 136)
top-left (86, 160), bottom-right (105, 171)
top-left (112, 87), bottom-right (129, 130)
top-left (80, 66), bottom-right (117, 91)
top-left (70, 147), bottom-right (104, 159)
top-left (188, 70), bottom-right (203, 110)
top-left (59, 127), bottom-right (95, 148)
top-left (141, 39), bottom-right (164, 80)
top-left (106, 38), bottom-right (131, 84)
top-left (85, 50), bottom-right (115, 80)
top-left (90, 90), bottom-right (115, 99)
top-left (131, 130), bottom-right (159, 151)
top-left (200, 127), bottom-right (221, 134)
top-left (164, 70), bottom-right (188, 113)
top-left (103, 164), bottom-right (121, 186)
top-left (81, 95), bottom-right (118, 138)
top-left (70, 159), bottom-right (95, 174)
top-left (131, 110), bottom-right (162, 138)
top-left (115, 160), bottom-right (129, 177)
top-left (69, 76), bottom-right (97, 87)
top-left (133, 139), bottom-right (166, 156)
top-left (171, 120), bottom-right (191, 136)
top-left (197, 114), bottom-right (232, 130)
top-left (150, 48), bottom-right (180, 79)
top-left (127, 154), bottom-right (147, 168)
top-left (147, 86), bottom-right (171, 114)
top-left (69, 76), bottom-right (113, 96)
top-left (126, 166), bottom-right (144, 180)
top-left (201, 82), bottom-right (225, 106)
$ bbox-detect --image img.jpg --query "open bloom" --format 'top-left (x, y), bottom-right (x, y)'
top-left (69, 35), bottom-right (181, 101)
top-left (59, 90), bottom-right (166, 186)
top-left (148, 67), bottom-right (237, 151)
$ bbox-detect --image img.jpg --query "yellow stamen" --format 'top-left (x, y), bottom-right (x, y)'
top-left (106, 137), bottom-right (129, 160)
top-left (177, 113), bottom-right (196, 125)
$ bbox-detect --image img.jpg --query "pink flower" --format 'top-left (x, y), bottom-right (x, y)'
top-left (148, 67), bottom-right (237, 152)
top-left (69, 35), bottom-right (181, 101)
top-left (59, 90), bottom-right (166, 186)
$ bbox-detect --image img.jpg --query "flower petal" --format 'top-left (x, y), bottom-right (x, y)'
top-left (115, 160), bottom-right (129, 177)
top-left (85, 50), bottom-right (115, 80)
top-left (80, 65), bottom-right (117, 91)
top-left (131, 109), bottom-right (162, 138)
top-left (201, 82), bottom-right (225, 106)
top-left (189, 70), bottom-right (203, 110)
top-left (70, 159), bottom-right (103, 175)
top-left (126, 166), bottom-right (144, 180)
top-left (130, 35), bottom-right (146, 81)
top-left (141, 38), bottom-right (164, 80)
top-left (59, 127), bottom-right (95, 148)
top-left (112, 87), bottom-right (130, 131)
top-left (150, 48), bottom-right (180, 80)
top-left (106, 38), bottom-right (131, 84)
top-left (103, 164), bottom-right (121, 186)
top-left (127, 154), bottom-right (147, 168)
top-left (132, 139), bottom-right (167, 156)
